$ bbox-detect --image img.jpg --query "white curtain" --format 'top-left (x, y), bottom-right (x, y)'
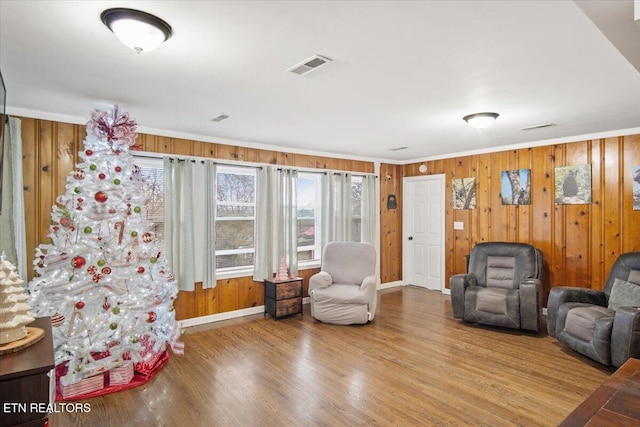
top-left (0, 118), bottom-right (27, 279)
top-left (202, 161), bottom-right (217, 289)
top-left (336, 172), bottom-right (352, 242)
top-left (163, 158), bottom-right (196, 291)
top-left (361, 174), bottom-right (377, 244)
top-left (253, 166), bottom-right (274, 281)
top-left (276, 168), bottom-right (298, 278)
top-left (321, 171), bottom-right (352, 246)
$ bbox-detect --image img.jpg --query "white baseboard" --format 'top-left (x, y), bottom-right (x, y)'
top-left (181, 306), bottom-right (266, 328)
top-left (182, 282), bottom-right (450, 328)
top-left (441, 288), bottom-right (451, 296)
top-left (182, 298), bottom-right (312, 328)
top-left (379, 281), bottom-right (405, 290)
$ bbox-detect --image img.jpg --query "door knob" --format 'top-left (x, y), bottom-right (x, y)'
top-left (408, 236), bottom-right (413, 240)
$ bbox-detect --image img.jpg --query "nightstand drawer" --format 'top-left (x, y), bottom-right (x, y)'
top-left (276, 297), bottom-right (302, 317)
top-left (276, 281), bottom-right (302, 300)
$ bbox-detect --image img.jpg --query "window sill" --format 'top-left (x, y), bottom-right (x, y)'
top-left (213, 262), bottom-right (321, 281)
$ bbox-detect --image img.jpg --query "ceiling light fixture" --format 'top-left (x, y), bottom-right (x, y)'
top-left (101, 8), bottom-right (172, 53)
top-left (463, 112), bottom-right (499, 129)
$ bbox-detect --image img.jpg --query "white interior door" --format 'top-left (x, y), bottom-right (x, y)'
top-left (403, 175), bottom-right (445, 291)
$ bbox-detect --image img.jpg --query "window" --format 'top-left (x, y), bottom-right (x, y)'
top-left (297, 172), bottom-right (321, 263)
top-left (215, 166), bottom-right (256, 270)
top-left (133, 157), bottom-right (361, 276)
top-left (135, 158), bottom-right (165, 242)
top-left (351, 176), bottom-right (363, 242)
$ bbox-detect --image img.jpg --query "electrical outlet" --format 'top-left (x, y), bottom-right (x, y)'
top-left (454, 221), bottom-right (464, 230)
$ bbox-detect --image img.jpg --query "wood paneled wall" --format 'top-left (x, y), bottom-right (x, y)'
top-left (401, 135), bottom-right (640, 304)
top-left (19, 117), bottom-right (374, 320)
top-left (379, 163), bottom-right (404, 284)
top-left (19, 115), bottom-right (640, 319)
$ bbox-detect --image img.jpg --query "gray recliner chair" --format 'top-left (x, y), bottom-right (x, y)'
top-left (547, 252), bottom-right (640, 368)
top-left (450, 242), bottom-right (543, 332)
top-left (309, 242), bottom-right (377, 325)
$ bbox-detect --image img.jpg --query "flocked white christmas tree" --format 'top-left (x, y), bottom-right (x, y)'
top-left (28, 106), bottom-right (182, 392)
top-left (0, 253), bottom-right (35, 345)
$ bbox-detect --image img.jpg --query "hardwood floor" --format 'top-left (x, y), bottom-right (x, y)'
top-left (50, 286), bottom-right (613, 426)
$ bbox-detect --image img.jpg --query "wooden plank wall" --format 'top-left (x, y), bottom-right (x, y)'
top-left (379, 163), bottom-right (404, 284)
top-left (19, 117), bottom-right (374, 320)
top-left (400, 135), bottom-right (640, 304)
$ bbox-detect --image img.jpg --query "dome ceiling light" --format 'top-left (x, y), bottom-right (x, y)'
top-left (463, 112), bottom-right (499, 129)
top-left (101, 8), bottom-right (172, 53)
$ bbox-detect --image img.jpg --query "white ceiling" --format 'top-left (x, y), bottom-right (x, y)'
top-left (1, 1), bottom-right (639, 163)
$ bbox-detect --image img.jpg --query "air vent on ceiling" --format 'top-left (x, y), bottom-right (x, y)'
top-left (287, 55), bottom-right (332, 76)
top-left (211, 114), bottom-right (230, 123)
top-left (389, 146), bottom-right (409, 151)
top-left (521, 123), bottom-right (556, 131)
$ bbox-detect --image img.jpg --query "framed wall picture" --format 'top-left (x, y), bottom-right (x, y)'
top-left (452, 177), bottom-right (476, 209)
top-left (554, 164), bottom-right (592, 205)
top-left (501, 169), bottom-right (531, 205)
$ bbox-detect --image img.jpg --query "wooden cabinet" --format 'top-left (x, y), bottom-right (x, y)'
top-left (0, 317), bottom-right (54, 427)
top-left (264, 278), bottom-right (303, 320)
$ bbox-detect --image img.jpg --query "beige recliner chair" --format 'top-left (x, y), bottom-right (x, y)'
top-left (309, 242), bottom-right (377, 325)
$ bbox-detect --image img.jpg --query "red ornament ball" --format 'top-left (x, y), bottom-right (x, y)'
top-left (85, 150), bottom-right (93, 156)
top-left (146, 312), bottom-right (157, 323)
top-left (71, 256), bottom-right (86, 269)
top-left (59, 216), bottom-right (72, 228)
top-left (137, 266), bottom-right (145, 274)
top-left (115, 166), bottom-right (122, 172)
top-left (75, 301), bottom-right (85, 310)
top-left (95, 191), bottom-right (108, 203)
top-left (98, 173), bottom-right (106, 180)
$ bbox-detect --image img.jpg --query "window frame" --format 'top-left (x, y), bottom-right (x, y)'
top-left (214, 165), bottom-right (257, 276)
top-left (296, 171), bottom-right (322, 269)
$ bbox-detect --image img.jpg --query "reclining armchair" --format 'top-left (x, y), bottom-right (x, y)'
top-left (309, 242), bottom-right (377, 325)
top-left (547, 252), bottom-right (640, 368)
top-left (450, 242), bottom-right (543, 332)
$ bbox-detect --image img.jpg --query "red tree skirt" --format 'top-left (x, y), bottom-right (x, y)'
top-left (55, 350), bottom-right (170, 401)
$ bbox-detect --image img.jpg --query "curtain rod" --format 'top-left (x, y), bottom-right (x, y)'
top-left (277, 168), bottom-right (377, 178)
top-left (169, 158), bottom-right (263, 169)
top-left (133, 153), bottom-right (373, 176)
top-left (132, 154), bottom-right (263, 169)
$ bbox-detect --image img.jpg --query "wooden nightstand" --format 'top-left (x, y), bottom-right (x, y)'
top-left (264, 277), bottom-right (303, 320)
top-left (0, 317), bottom-right (54, 427)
